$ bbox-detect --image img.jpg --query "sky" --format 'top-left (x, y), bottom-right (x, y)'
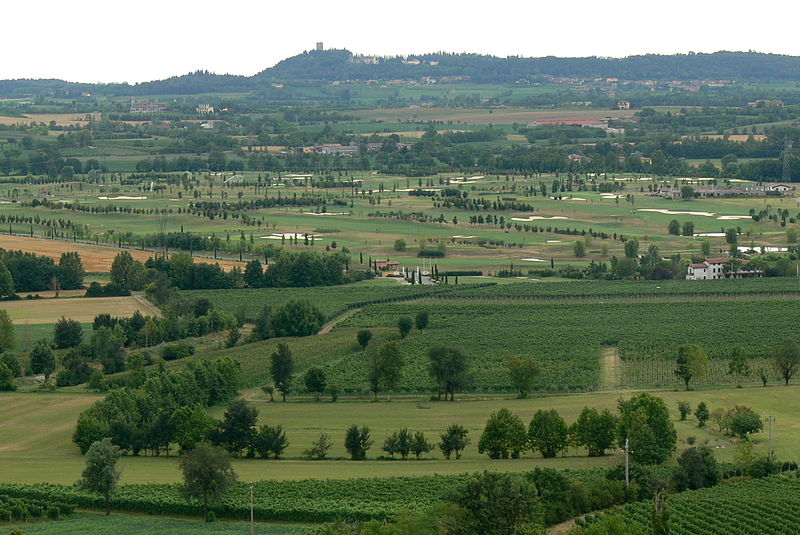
top-left (2, 0), bottom-right (799, 83)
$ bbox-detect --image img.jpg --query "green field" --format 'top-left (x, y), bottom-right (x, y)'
top-left (0, 384), bottom-right (795, 485)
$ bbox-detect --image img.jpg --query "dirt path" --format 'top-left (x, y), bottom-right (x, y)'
top-left (317, 307), bottom-right (360, 335)
top-left (549, 518), bottom-right (576, 534)
top-left (599, 346), bottom-right (621, 390)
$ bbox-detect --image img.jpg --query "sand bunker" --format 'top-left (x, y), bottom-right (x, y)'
top-left (303, 212), bottom-right (348, 216)
top-left (716, 215), bottom-right (751, 220)
top-left (694, 232), bottom-right (726, 237)
top-left (738, 246), bottom-right (788, 253)
top-left (638, 209), bottom-right (715, 217)
top-left (452, 235), bottom-right (476, 239)
top-left (511, 216), bottom-right (568, 222)
top-left (98, 196), bottom-right (147, 200)
top-left (521, 258), bottom-right (545, 262)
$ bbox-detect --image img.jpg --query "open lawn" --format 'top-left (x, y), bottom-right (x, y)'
top-left (0, 384), bottom-right (797, 484)
top-left (1, 295), bottom-right (160, 324)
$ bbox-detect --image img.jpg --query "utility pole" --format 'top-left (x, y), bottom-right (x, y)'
top-left (249, 483), bottom-right (254, 535)
top-left (624, 438), bottom-right (630, 489)
top-left (765, 415), bottom-right (775, 461)
top-left (783, 136), bottom-right (792, 183)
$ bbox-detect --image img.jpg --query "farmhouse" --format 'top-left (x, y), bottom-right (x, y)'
top-left (196, 104), bottom-right (215, 114)
top-left (372, 259), bottom-right (401, 276)
top-left (686, 258), bottom-right (763, 280)
top-left (617, 100), bottom-right (631, 110)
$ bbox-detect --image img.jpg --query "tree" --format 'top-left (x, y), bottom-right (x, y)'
top-left (671, 446), bottom-right (719, 491)
top-left (261, 384), bottom-right (275, 402)
top-left (0, 310), bottom-right (17, 354)
top-left (428, 345), bottom-right (469, 400)
top-left (710, 408), bottom-right (728, 433)
top-left (356, 329), bottom-right (373, 349)
top-left (270, 343), bottom-right (294, 402)
top-left (440, 424), bottom-right (470, 460)
top-left (478, 408), bottom-right (528, 459)
top-left (173, 405), bottom-right (217, 453)
top-left (726, 405), bottom-right (763, 440)
top-left (0, 352), bottom-right (20, 377)
top-left (773, 338), bottom-right (800, 385)
top-left (78, 438), bottom-right (121, 516)
top-left (681, 221), bottom-right (694, 236)
top-left (179, 444), bottom-right (237, 522)
top-left (53, 316), bottom-right (83, 349)
top-left (270, 300), bottom-right (324, 337)
top-left (574, 407), bottom-right (617, 457)
top-left (694, 402), bottom-right (710, 428)
top-left (325, 383), bottom-right (342, 402)
top-left (504, 354), bottom-right (542, 398)
top-left (383, 428), bottom-right (412, 459)
top-left (677, 401), bottom-right (691, 421)
top-left (225, 328), bottom-right (241, 348)
top-left (250, 425), bottom-right (289, 459)
top-left (727, 346), bottom-right (750, 387)
top-left (415, 311), bottom-right (430, 331)
top-left (617, 393), bottom-right (677, 465)
top-left (651, 489), bottom-right (670, 535)
top-left (445, 471), bottom-right (539, 535)
top-left (109, 251), bottom-right (139, 290)
top-left (243, 259), bottom-right (264, 288)
top-left (0, 362), bottom-right (16, 391)
top-left (58, 252), bottom-right (85, 290)
top-left (398, 316), bottom-right (413, 339)
top-left (393, 239), bottom-right (407, 251)
top-left (624, 238), bottom-right (639, 259)
top-left (304, 367), bottom-right (327, 401)
top-left (725, 227), bottom-right (738, 245)
top-left (0, 260), bottom-right (14, 297)
top-left (303, 433), bottom-right (333, 459)
top-left (29, 339), bottom-right (56, 382)
top-left (701, 240), bottom-right (712, 256)
top-left (528, 409), bottom-right (568, 458)
top-left (344, 425), bottom-right (373, 460)
top-left (667, 219), bottom-right (681, 236)
top-left (410, 431), bottom-right (433, 459)
top-left (219, 399), bottom-right (258, 456)
top-left (378, 342), bottom-right (404, 401)
top-left (573, 240), bottom-right (586, 257)
top-left (674, 344), bottom-right (709, 390)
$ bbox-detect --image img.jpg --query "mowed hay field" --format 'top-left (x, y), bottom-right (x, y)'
top-left (0, 113), bottom-right (90, 126)
top-left (0, 235), bottom-right (245, 271)
top-left (2, 295), bottom-right (161, 324)
top-left (1, 385), bottom-right (797, 484)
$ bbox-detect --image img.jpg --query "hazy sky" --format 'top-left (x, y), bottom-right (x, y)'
top-left (2, 0), bottom-right (798, 83)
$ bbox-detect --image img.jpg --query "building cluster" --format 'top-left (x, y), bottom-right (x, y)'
top-left (196, 104), bottom-right (215, 114)
top-left (130, 99), bottom-right (166, 114)
top-left (527, 118), bottom-right (628, 135)
top-left (656, 183), bottom-right (794, 199)
top-left (686, 258), bottom-right (762, 280)
top-left (301, 141), bottom-right (413, 155)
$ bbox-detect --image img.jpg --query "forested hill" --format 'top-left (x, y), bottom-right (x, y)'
top-left (257, 50), bottom-right (800, 83)
top-left (3, 50), bottom-right (800, 97)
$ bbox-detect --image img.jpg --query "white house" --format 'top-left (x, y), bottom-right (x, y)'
top-left (686, 258), bottom-right (762, 280)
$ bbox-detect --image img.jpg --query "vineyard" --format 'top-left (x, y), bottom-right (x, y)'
top-left (580, 476), bottom-right (800, 534)
top-left (336, 297), bottom-right (798, 392)
top-left (0, 493), bottom-right (75, 523)
top-left (0, 468), bottom-right (634, 524)
top-left (0, 476), bottom-right (467, 522)
top-left (456, 278), bottom-right (800, 299)
top-left (186, 280), bottom-right (489, 320)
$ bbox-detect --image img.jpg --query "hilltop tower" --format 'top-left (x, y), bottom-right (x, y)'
top-left (316, 42), bottom-right (323, 51)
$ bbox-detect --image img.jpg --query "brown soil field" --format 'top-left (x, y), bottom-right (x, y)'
top-left (0, 113), bottom-right (90, 126)
top-left (0, 235), bottom-right (244, 272)
top-left (2, 295), bottom-right (162, 324)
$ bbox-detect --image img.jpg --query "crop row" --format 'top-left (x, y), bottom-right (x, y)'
top-left (582, 476), bottom-right (800, 535)
top-left (336, 298), bottom-right (798, 391)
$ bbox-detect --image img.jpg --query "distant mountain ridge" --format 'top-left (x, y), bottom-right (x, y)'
top-left (2, 50), bottom-right (800, 97)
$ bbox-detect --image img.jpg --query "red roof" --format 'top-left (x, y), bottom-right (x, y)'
top-left (706, 258), bottom-right (731, 264)
top-left (689, 263), bottom-right (707, 268)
